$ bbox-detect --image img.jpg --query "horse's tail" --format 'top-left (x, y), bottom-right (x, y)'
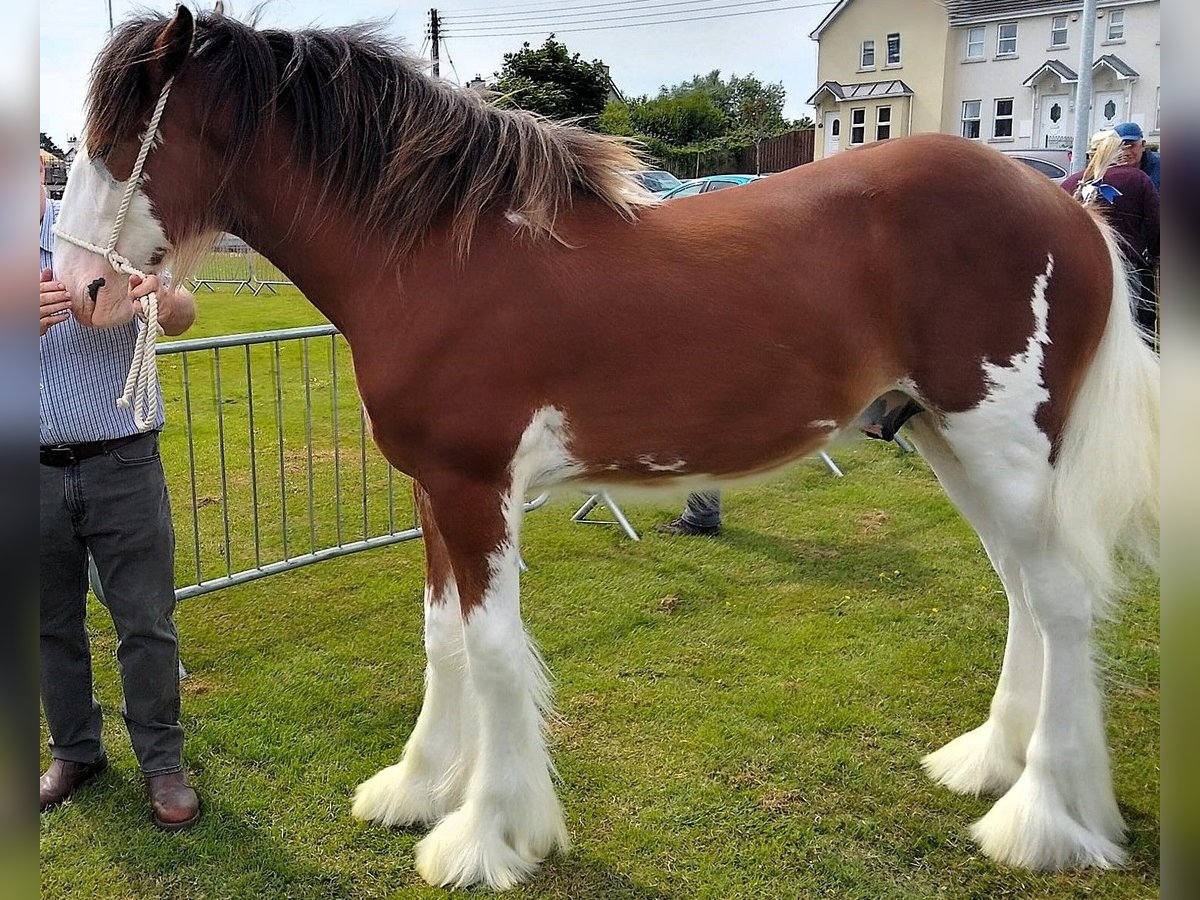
top-left (1051, 209), bottom-right (1159, 613)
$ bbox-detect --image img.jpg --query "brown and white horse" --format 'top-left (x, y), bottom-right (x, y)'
top-left (55, 6), bottom-right (1158, 889)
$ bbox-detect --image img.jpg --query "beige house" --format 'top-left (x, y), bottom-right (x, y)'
top-left (808, 0), bottom-right (951, 159)
top-left (808, 0), bottom-right (1160, 159)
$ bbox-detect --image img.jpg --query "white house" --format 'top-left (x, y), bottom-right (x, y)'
top-left (808, 0), bottom-right (1160, 158)
top-left (944, 0), bottom-right (1160, 150)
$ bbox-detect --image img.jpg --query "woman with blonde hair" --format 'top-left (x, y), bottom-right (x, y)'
top-left (1063, 129), bottom-right (1160, 344)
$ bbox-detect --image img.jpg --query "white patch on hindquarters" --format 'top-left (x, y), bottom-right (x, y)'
top-left (936, 255), bottom-right (1058, 527)
top-left (808, 419), bottom-right (838, 429)
top-left (636, 454), bottom-right (688, 473)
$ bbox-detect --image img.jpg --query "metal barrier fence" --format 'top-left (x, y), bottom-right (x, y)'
top-left (188, 234), bottom-right (294, 296)
top-left (153, 326), bottom-right (559, 602)
top-left (157, 325), bottom-right (417, 600)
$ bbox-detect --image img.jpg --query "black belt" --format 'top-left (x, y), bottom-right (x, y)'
top-left (40, 433), bottom-right (152, 467)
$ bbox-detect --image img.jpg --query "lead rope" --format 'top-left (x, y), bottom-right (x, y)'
top-left (54, 76), bottom-right (175, 432)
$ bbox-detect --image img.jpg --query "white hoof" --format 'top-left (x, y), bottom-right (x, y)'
top-left (922, 720), bottom-right (1025, 797)
top-left (351, 754), bottom-right (465, 827)
top-left (413, 800), bottom-right (568, 890)
top-left (971, 771), bottom-right (1127, 870)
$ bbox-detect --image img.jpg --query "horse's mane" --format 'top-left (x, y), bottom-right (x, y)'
top-left (85, 10), bottom-right (653, 259)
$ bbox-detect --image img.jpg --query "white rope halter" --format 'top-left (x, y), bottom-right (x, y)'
top-left (53, 76), bottom-right (176, 432)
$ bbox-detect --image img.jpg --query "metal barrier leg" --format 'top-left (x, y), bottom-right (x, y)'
top-left (818, 451), bottom-right (844, 477)
top-left (893, 432), bottom-right (915, 453)
top-left (572, 492), bottom-right (640, 540)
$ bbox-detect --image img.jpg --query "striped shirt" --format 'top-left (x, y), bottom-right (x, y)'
top-left (39, 199), bottom-right (165, 443)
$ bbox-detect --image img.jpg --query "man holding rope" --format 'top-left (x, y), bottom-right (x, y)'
top-left (38, 154), bottom-right (201, 830)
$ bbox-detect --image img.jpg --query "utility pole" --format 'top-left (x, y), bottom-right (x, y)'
top-left (1071, 0), bottom-right (1099, 174)
top-left (429, 8), bottom-right (440, 78)
top-left (107, 0), bottom-right (114, 32)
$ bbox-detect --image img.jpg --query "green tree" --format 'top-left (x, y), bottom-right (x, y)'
top-left (596, 100), bottom-right (635, 137)
top-left (660, 70), bottom-right (794, 135)
top-left (492, 36), bottom-right (611, 121)
top-left (40, 131), bottom-right (65, 158)
top-left (628, 93), bottom-right (728, 146)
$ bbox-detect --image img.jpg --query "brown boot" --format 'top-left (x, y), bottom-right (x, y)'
top-left (146, 771), bottom-right (200, 832)
top-left (40, 756), bottom-right (109, 812)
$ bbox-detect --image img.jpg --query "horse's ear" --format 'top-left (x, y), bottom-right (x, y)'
top-left (214, 1), bottom-right (226, 15)
top-left (149, 4), bottom-right (195, 87)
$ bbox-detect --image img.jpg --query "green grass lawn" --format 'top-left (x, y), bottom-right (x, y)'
top-left (40, 288), bottom-right (1160, 899)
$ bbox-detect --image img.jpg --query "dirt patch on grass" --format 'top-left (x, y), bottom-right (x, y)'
top-left (857, 510), bottom-right (890, 533)
top-left (759, 788), bottom-right (806, 814)
top-left (655, 595), bottom-right (682, 614)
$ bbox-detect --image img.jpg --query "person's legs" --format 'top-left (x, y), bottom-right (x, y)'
top-left (681, 491), bottom-right (721, 529)
top-left (79, 435), bottom-right (183, 776)
top-left (657, 491), bottom-right (722, 535)
top-left (1134, 268), bottom-right (1158, 347)
top-left (39, 463), bottom-right (103, 766)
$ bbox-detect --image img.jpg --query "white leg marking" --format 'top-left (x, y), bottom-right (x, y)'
top-left (971, 543), bottom-right (1126, 869)
top-left (910, 421), bottom-right (1041, 797)
top-left (414, 408), bottom-right (573, 889)
top-left (916, 256), bottom-right (1126, 868)
top-left (352, 582), bottom-right (478, 826)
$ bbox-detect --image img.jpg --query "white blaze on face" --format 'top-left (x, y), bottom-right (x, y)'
top-left (54, 146), bottom-right (170, 310)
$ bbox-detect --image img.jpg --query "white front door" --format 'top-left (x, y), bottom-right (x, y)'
top-left (1092, 90), bottom-right (1125, 132)
top-left (823, 111), bottom-right (841, 156)
top-left (1039, 93), bottom-right (1071, 149)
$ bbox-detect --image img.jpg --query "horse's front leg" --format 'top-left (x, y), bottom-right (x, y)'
top-left (412, 474), bottom-right (568, 889)
top-left (352, 481), bottom-right (478, 826)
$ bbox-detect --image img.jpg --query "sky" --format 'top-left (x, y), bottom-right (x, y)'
top-left (39, 0), bottom-right (835, 148)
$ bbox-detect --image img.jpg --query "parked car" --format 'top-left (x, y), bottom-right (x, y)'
top-left (998, 148), bottom-right (1073, 183)
top-left (661, 174), bottom-right (762, 200)
top-left (627, 169), bottom-right (685, 197)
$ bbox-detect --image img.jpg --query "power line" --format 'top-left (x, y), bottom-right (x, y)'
top-left (442, 38), bottom-right (463, 83)
top-left (443, 0), bottom-right (834, 37)
top-left (442, 0), bottom-right (731, 23)
top-left (441, 0), bottom-right (644, 15)
top-left (446, 0), bottom-right (799, 29)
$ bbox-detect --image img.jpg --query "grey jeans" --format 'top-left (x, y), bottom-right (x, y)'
top-left (40, 431), bottom-right (183, 775)
top-left (681, 491), bottom-right (722, 528)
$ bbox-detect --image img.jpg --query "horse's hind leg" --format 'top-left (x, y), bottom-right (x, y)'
top-left (910, 412), bottom-right (1125, 869)
top-left (412, 474), bottom-right (568, 889)
top-left (352, 482), bottom-right (478, 826)
top-left (910, 419), bottom-right (1040, 797)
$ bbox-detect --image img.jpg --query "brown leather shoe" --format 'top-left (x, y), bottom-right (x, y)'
top-left (40, 756), bottom-right (109, 812)
top-left (146, 771), bottom-right (200, 832)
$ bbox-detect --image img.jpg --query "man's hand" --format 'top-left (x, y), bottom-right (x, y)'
top-left (40, 268), bottom-right (72, 336)
top-left (129, 274), bottom-right (196, 337)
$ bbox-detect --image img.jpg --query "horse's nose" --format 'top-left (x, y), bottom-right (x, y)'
top-left (87, 277), bottom-right (106, 302)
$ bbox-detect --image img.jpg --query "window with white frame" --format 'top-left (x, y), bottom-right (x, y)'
top-left (1051, 15), bottom-right (1068, 47)
top-left (993, 98), bottom-right (1014, 138)
top-left (962, 100), bottom-right (981, 139)
top-left (876, 106), bottom-right (892, 141)
top-left (966, 26), bottom-right (985, 59)
top-left (1107, 9), bottom-right (1125, 41)
top-left (850, 108), bottom-right (866, 145)
top-left (861, 39), bottom-right (875, 69)
top-left (997, 22), bottom-right (1018, 55)
top-left (886, 32), bottom-right (901, 66)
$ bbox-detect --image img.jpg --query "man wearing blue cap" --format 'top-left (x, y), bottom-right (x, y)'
top-left (1114, 122), bottom-right (1160, 191)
